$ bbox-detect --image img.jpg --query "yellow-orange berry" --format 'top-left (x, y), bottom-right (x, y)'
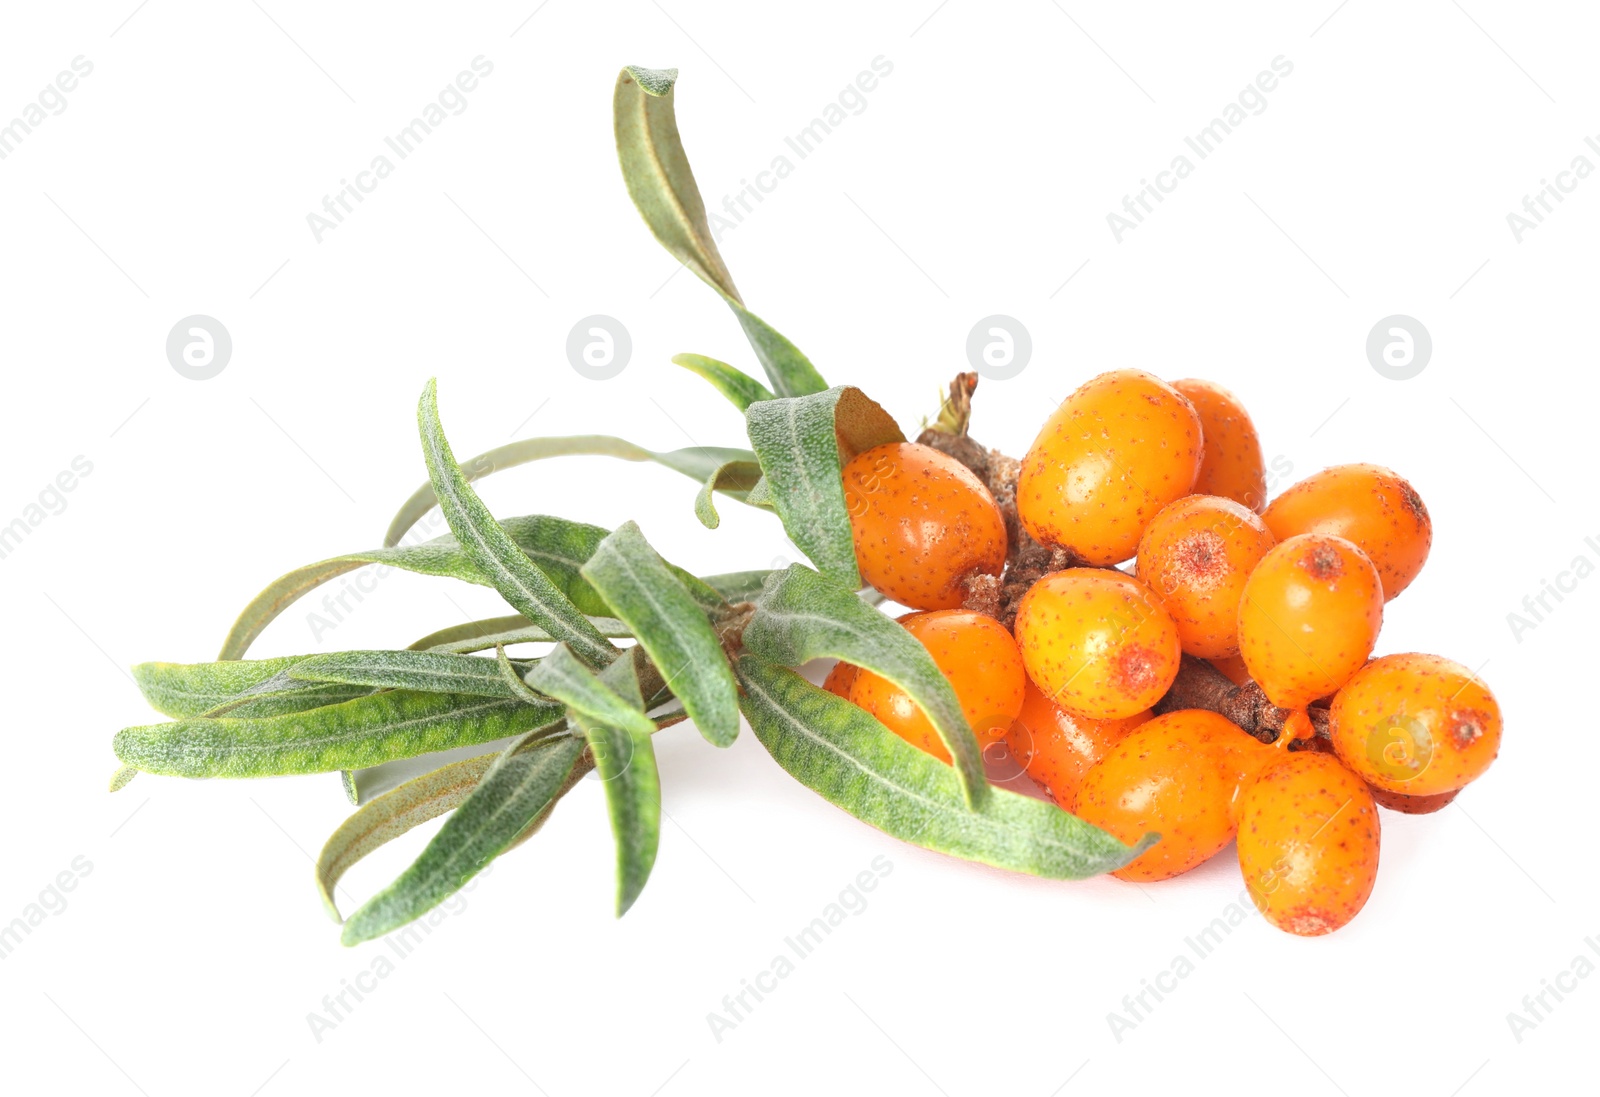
top-left (1171, 379), bottom-right (1268, 513)
top-left (1016, 370), bottom-right (1203, 566)
top-left (1262, 464), bottom-right (1431, 601)
top-left (1136, 495), bottom-right (1276, 659)
top-left (1238, 534), bottom-right (1383, 710)
top-left (850, 610), bottom-right (1026, 764)
top-left (1002, 678), bottom-right (1149, 808)
top-left (1074, 712), bottom-right (1236, 881)
top-left (821, 661), bottom-right (858, 699)
top-left (1368, 784), bottom-right (1460, 814)
top-left (841, 442), bottom-right (1006, 611)
top-left (1329, 653), bottom-right (1502, 796)
top-left (1237, 752), bottom-right (1381, 936)
top-left (1013, 569), bottom-right (1181, 720)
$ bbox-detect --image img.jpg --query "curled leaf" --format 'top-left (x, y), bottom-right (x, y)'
top-left (672, 353), bottom-right (774, 412)
top-left (694, 459), bottom-right (763, 529)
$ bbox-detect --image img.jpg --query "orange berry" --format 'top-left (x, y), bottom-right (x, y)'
top-left (850, 610), bottom-right (1026, 764)
top-left (1013, 569), bottom-right (1181, 720)
top-left (1177, 709), bottom-right (1284, 822)
top-left (821, 660), bottom-right (858, 699)
top-left (1368, 784), bottom-right (1460, 814)
top-left (840, 441), bottom-right (1007, 611)
top-left (1207, 652), bottom-right (1253, 686)
top-left (1238, 534), bottom-right (1384, 710)
top-left (1237, 752), bottom-right (1381, 936)
top-left (1329, 653), bottom-right (1501, 796)
top-left (1002, 678), bottom-right (1149, 807)
top-left (1170, 379), bottom-right (1268, 512)
top-left (1017, 370), bottom-right (1203, 566)
top-left (1136, 495), bottom-right (1276, 658)
top-left (1074, 712), bottom-right (1237, 881)
top-left (1262, 463), bottom-right (1431, 601)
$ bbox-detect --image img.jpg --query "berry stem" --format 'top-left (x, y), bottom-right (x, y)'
top-left (1153, 655), bottom-right (1331, 743)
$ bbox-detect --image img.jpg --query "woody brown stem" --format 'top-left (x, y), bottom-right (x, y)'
top-left (1154, 656), bottom-right (1331, 743)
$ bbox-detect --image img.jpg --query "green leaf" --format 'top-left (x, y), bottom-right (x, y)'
top-left (114, 690), bottom-right (563, 778)
top-left (522, 645), bottom-right (657, 739)
top-left (699, 570), bottom-right (774, 604)
top-left (672, 353), bottom-right (774, 411)
top-left (744, 387), bottom-right (904, 586)
top-left (109, 765), bottom-right (138, 793)
top-left (408, 614), bottom-right (633, 654)
top-left (571, 655), bottom-right (661, 916)
top-left (134, 657), bottom-right (310, 718)
top-left (316, 752), bottom-right (498, 921)
top-left (613, 66), bottom-right (826, 398)
top-left (736, 656), bottom-right (1155, 877)
top-left (289, 650), bottom-right (534, 699)
top-left (694, 459), bottom-right (764, 529)
top-left (200, 674), bottom-right (374, 719)
top-left (418, 380), bottom-right (614, 669)
top-left (218, 514), bottom-right (615, 661)
top-left (742, 565), bottom-right (988, 807)
top-left (382, 435), bottom-right (761, 549)
top-left (341, 732), bottom-right (589, 945)
top-left (580, 521), bottom-right (740, 747)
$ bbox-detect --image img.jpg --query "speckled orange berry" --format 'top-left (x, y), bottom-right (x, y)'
top-left (1238, 534), bottom-right (1384, 710)
top-left (1172, 708), bottom-right (1284, 823)
top-left (821, 661), bottom-right (858, 699)
top-left (1016, 370), bottom-right (1203, 566)
top-left (1171, 379), bottom-right (1268, 513)
top-left (850, 610), bottom-right (1026, 764)
top-left (1368, 784), bottom-right (1460, 814)
top-left (1013, 569), bottom-right (1181, 720)
top-left (1237, 752), bottom-right (1381, 936)
top-left (1208, 652), bottom-right (1253, 686)
top-left (1074, 712), bottom-right (1236, 881)
top-left (1329, 653), bottom-right (1501, 796)
top-left (1262, 464), bottom-right (1431, 601)
top-left (841, 441), bottom-right (1007, 611)
top-left (1002, 678), bottom-right (1149, 808)
top-left (1136, 495), bottom-right (1276, 659)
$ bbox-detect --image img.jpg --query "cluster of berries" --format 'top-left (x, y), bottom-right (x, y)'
top-left (823, 369), bottom-right (1501, 936)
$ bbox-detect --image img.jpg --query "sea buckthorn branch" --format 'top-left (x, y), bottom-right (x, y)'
top-left (1153, 655), bottom-right (1330, 743)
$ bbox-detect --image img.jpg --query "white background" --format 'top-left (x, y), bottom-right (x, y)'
top-left (0, 2), bottom-right (1592, 1094)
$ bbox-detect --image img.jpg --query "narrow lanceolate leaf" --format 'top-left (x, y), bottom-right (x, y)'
top-left (575, 655), bottom-right (661, 916)
top-left (341, 733), bottom-right (589, 945)
top-left (316, 752), bottom-right (498, 921)
top-left (383, 434), bottom-right (762, 548)
top-left (134, 657), bottom-right (309, 718)
top-left (744, 387), bottom-right (904, 586)
top-left (699, 570), bottom-right (774, 604)
top-left (581, 521), bottom-right (740, 747)
top-left (418, 379), bottom-right (614, 669)
top-left (672, 354), bottom-right (774, 411)
top-left (694, 458), bottom-right (764, 529)
top-left (613, 66), bottom-right (827, 398)
top-left (408, 614), bottom-right (632, 654)
top-left (742, 565), bottom-right (987, 807)
top-left (219, 514), bottom-right (615, 660)
top-left (114, 690), bottom-right (563, 778)
top-left (522, 646), bottom-right (657, 739)
top-left (198, 669), bottom-right (373, 719)
top-left (288, 650), bottom-right (534, 699)
top-left (737, 657), bottom-right (1155, 877)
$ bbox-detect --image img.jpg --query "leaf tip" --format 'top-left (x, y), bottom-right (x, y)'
top-left (623, 65), bottom-right (679, 97)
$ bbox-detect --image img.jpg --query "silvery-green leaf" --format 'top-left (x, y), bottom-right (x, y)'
top-left (383, 434), bottom-right (760, 548)
top-left (522, 645), bottom-right (657, 739)
top-left (289, 650), bottom-right (534, 699)
top-left (672, 353), bottom-right (774, 411)
top-left (407, 614), bottom-right (633, 654)
top-left (340, 732), bottom-right (589, 945)
top-left (317, 752), bottom-right (499, 921)
top-left (418, 379), bottom-right (614, 669)
top-left (742, 564), bottom-right (987, 807)
top-left (695, 459), bottom-right (764, 529)
top-left (219, 514), bottom-right (614, 661)
top-left (613, 66), bottom-right (826, 398)
top-left (114, 690), bottom-right (562, 778)
top-left (573, 654), bottom-right (661, 916)
top-left (744, 387), bottom-right (904, 586)
top-left (134, 657), bottom-right (309, 718)
top-left (580, 521), bottom-right (740, 747)
top-left (737, 656), bottom-right (1155, 877)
